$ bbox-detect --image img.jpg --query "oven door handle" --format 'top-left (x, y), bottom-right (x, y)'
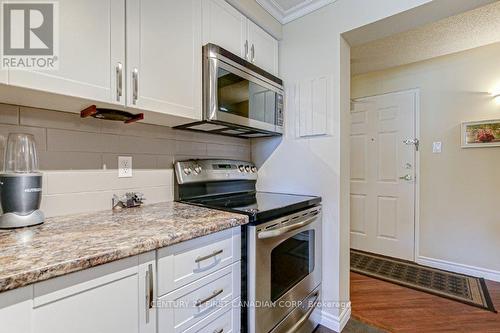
top-left (257, 215), bottom-right (317, 239)
top-left (285, 290), bottom-right (320, 333)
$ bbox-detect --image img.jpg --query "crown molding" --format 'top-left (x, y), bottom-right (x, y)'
top-left (256, 0), bottom-right (337, 24)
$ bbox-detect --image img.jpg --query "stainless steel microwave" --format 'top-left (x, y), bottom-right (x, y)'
top-left (174, 44), bottom-right (284, 138)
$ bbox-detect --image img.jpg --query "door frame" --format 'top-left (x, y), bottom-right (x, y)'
top-left (350, 88), bottom-right (420, 262)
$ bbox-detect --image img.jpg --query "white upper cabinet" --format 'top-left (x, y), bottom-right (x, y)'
top-left (126, 0), bottom-right (202, 120)
top-left (247, 20), bottom-right (279, 75)
top-left (8, 0), bottom-right (126, 105)
top-left (203, 0), bottom-right (279, 76)
top-left (202, 0), bottom-right (247, 58)
top-left (0, 0), bottom-right (277, 124)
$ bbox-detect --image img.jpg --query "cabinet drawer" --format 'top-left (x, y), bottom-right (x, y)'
top-left (157, 262), bottom-right (240, 333)
top-left (157, 227), bottom-right (241, 296)
top-left (185, 299), bottom-right (240, 333)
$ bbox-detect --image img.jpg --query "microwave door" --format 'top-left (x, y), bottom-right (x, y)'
top-left (209, 59), bottom-right (282, 133)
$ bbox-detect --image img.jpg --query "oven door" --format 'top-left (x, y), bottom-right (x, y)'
top-left (205, 55), bottom-right (284, 134)
top-left (247, 206), bottom-right (322, 333)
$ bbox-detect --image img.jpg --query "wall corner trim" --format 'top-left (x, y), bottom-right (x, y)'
top-left (320, 305), bottom-right (351, 332)
top-left (417, 256), bottom-right (500, 283)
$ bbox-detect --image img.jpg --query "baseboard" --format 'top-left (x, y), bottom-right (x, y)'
top-left (417, 255), bottom-right (500, 282)
top-left (319, 305), bottom-right (351, 332)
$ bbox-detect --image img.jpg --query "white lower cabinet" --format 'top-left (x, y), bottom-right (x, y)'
top-left (157, 227), bottom-right (242, 333)
top-left (32, 253), bottom-right (155, 333)
top-left (0, 227), bottom-right (241, 333)
top-left (157, 262), bottom-right (240, 333)
top-left (0, 286), bottom-right (33, 333)
top-left (184, 298), bottom-right (241, 333)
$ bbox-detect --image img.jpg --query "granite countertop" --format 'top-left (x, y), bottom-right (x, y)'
top-left (0, 202), bottom-right (248, 293)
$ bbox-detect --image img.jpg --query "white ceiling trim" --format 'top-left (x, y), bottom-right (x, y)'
top-left (256, 0), bottom-right (337, 24)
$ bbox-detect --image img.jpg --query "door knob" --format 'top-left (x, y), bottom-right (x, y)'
top-left (403, 138), bottom-right (419, 151)
top-left (399, 174), bottom-right (413, 181)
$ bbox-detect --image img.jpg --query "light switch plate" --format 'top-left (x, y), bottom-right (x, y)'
top-left (432, 141), bottom-right (442, 153)
top-left (118, 156), bottom-right (133, 178)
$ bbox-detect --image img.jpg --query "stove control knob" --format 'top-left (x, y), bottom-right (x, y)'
top-left (251, 166), bottom-right (257, 173)
top-left (238, 165), bottom-right (245, 172)
top-left (183, 167), bottom-right (192, 175)
top-left (194, 166), bottom-right (202, 174)
top-left (244, 165), bottom-right (251, 172)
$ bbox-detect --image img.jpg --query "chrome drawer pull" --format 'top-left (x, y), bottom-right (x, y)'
top-left (195, 249), bottom-right (223, 263)
top-left (195, 288), bottom-right (224, 307)
top-left (214, 329), bottom-right (224, 333)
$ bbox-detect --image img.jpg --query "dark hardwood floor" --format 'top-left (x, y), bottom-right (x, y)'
top-left (315, 318), bottom-right (385, 333)
top-left (350, 272), bottom-right (500, 332)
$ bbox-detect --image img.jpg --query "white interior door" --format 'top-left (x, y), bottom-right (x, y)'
top-left (350, 90), bottom-right (417, 261)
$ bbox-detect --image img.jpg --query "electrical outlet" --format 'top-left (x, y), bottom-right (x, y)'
top-left (118, 156), bottom-right (133, 178)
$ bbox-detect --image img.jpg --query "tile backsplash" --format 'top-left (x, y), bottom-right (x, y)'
top-left (0, 104), bottom-right (251, 217)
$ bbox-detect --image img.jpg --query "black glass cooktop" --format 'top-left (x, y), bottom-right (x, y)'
top-left (182, 191), bottom-right (321, 223)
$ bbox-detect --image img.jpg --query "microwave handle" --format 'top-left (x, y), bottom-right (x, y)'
top-left (257, 214), bottom-right (318, 239)
top-left (206, 57), bottom-right (219, 120)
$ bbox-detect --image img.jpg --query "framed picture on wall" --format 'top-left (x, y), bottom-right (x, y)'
top-left (461, 119), bottom-right (500, 148)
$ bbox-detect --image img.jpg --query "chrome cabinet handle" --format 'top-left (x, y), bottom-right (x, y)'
top-left (244, 40), bottom-right (249, 60)
top-left (116, 62), bottom-right (123, 101)
top-left (132, 68), bottom-right (139, 105)
top-left (213, 329), bottom-right (223, 333)
top-left (399, 174), bottom-right (413, 181)
top-left (251, 44), bottom-right (255, 62)
top-left (285, 290), bottom-right (320, 333)
top-left (195, 249), bottom-right (223, 263)
top-left (195, 288), bottom-right (223, 307)
top-left (145, 263), bottom-right (153, 323)
top-left (258, 214), bottom-right (318, 239)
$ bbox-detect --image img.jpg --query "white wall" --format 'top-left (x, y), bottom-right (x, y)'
top-left (252, 0), bottom-right (436, 330)
top-left (352, 42), bottom-right (500, 279)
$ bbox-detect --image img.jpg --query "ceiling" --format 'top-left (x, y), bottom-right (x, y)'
top-left (256, 0), bottom-right (337, 24)
top-left (351, 1), bottom-right (500, 75)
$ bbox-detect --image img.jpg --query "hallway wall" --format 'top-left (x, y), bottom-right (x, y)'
top-left (352, 42), bottom-right (500, 277)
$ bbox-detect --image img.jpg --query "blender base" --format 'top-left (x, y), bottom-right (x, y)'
top-left (0, 210), bottom-right (45, 229)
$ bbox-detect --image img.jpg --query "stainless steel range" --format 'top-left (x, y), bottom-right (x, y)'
top-left (174, 159), bottom-right (322, 333)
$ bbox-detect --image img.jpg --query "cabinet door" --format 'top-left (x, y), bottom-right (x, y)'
top-left (202, 0), bottom-right (247, 59)
top-left (32, 257), bottom-right (139, 333)
top-left (127, 0), bottom-right (202, 120)
top-left (247, 20), bottom-right (278, 75)
top-left (8, 0), bottom-right (125, 105)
